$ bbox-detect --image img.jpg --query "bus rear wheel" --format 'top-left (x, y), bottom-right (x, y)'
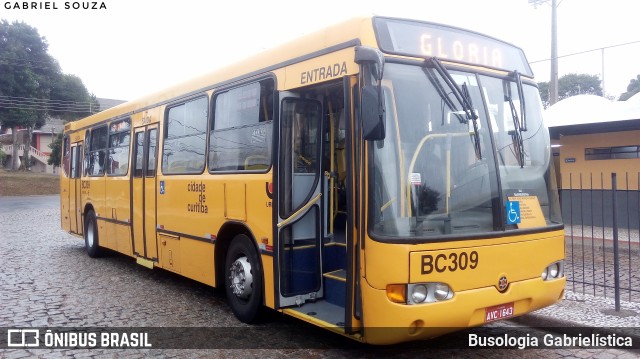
top-left (84, 210), bottom-right (101, 258)
top-left (225, 234), bottom-right (263, 323)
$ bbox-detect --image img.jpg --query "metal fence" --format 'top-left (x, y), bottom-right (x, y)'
top-left (561, 172), bottom-right (640, 309)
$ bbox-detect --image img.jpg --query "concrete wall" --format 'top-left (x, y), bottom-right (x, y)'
top-left (561, 189), bottom-right (640, 230)
top-left (557, 131), bottom-right (640, 191)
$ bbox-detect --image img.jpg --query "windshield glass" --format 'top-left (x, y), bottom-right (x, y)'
top-left (482, 75), bottom-right (562, 226)
top-left (368, 63), bottom-right (561, 241)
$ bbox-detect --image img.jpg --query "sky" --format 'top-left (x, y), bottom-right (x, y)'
top-left (2, 0), bottom-right (639, 101)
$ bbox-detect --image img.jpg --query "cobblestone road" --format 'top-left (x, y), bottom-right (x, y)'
top-left (1, 195), bottom-right (637, 358)
top-left (564, 226), bottom-right (640, 302)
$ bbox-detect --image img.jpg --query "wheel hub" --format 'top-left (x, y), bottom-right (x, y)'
top-left (87, 222), bottom-right (94, 247)
top-left (229, 256), bottom-right (253, 299)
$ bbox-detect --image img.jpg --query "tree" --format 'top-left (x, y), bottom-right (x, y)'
top-left (537, 73), bottom-right (603, 108)
top-left (0, 20), bottom-right (60, 170)
top-left (47, 132), bottom-right (62, 166)
top-left (0, 21), bottom-right (98, 171)
top-left (45, 75), bottom-right (100, 169)
top-left (50, 73), bottom-right (100, 121)
top-left (619, 75), bottom-right (640, 101)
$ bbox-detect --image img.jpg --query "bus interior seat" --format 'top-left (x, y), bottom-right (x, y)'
top-left (244, 155), bottom-right (269, 170)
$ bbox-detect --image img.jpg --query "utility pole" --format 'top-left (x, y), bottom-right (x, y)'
top-left (601, 48), bottom-right (605, 95)
top-left (549, 0), bottom-right (558, 105)
top-left (530, 0), bottom-right (559, 105)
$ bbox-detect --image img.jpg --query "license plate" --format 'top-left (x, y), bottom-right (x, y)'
top-left (485, 302), bottom-right (514, 322)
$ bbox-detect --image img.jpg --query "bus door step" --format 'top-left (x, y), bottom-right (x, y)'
top-left (136, 256), bottom-right (155, 269)
top-left (322, 269), bottom-right (346, 308)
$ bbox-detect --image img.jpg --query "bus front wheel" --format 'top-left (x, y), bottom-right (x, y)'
top-left (84, 210), bottom-right (101, 258)
top-left (225, 234), bottom-right (263, 323)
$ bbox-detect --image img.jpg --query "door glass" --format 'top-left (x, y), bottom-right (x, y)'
top-left (75, 146), bottom-right (83, 178)
top-left (70, 147), bottom-right (78, 179)
top-left (146, 129), bottom-right (158, 177)
top-left (279, 99), bottom-right (322, 218)
top-left (134, 132), bottom-right (145, 178)
top-left (280, 206), bottom-right (321, 296)
top-left (63, 137), bottom-right (70, 176)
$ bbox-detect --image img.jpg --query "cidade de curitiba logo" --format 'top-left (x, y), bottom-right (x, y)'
top-left (5, 329), bottom-right (152, 349)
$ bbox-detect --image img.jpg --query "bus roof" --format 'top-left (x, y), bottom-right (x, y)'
top-left (66, 16), bottom-right (531, 131)
top-left (66, 16), bottom-right (377, 131)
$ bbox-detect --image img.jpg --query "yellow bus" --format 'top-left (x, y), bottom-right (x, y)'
top-left (59, 16), bottom-right (565, 344)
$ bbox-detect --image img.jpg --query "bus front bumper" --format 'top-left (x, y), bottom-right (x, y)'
top-left (359, 276), bottom-right (565, 345)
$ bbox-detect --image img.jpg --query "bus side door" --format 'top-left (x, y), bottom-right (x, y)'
top-left (69, 141), bottom-right (83, 235)
top-left (131, 125), bottom-right (159, 261)
top-left (276, 96), bottom-right (325, 307)
top-left (60, 136), bottom-right (71, 232)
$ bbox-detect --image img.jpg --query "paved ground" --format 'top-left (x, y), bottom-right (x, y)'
top-left (563, 225), bottom-right (640, 302)
top-left (1, 195), bottom-right (638, 358)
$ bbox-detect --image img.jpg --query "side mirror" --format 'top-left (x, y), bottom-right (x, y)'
top-left (355, 46), bottom-right (386, 141)
top-left (362, 85), bottom-right (385, 141)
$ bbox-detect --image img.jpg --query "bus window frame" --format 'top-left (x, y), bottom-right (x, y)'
top-left (364, 61), bottom-right (564, 245)
top-left (146, 128), bottom-right (159, 178)
top-left (83, 125), bottom-right (109, 177)
top-left (161, 94), bottom-right (210, 176)
top-left (62, 135), bottom-right (71, 177)
top-left (106, 117), bottom-right (132, 177)
top-left (133, 131), bottom-right (145, 179)
top-left (208, 77), bottom-right (276, 175)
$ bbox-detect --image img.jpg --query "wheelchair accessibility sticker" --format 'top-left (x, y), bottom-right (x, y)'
top-left (506, 195), bottom-right (546, 228)
top-left (506, 200), bottom-right (521, 225)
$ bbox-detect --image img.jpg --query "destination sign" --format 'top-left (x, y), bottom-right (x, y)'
top-left (374, 17), bottom-right (533, 76)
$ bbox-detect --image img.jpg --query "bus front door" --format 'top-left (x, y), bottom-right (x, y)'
top-left (131, 125), bottom-right (159, 263)
top-left (276, 97), bottom-right (325, 307)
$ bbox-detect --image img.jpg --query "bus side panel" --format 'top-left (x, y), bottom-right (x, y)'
top-left (105, 176), bottom-right (132, 255)
top-left (116, 223), bottom-right (132, 256)
top-left (156, 175), bottom-right (220, 285)
top-left (261, 253), bottom-right (275, 309)
top-left (60, 167), bottom-right (71, 233)
top-left (245, 175), bottom-right (275, 309)
top-left (155, 172), bottom-right (274, 289)
top-left (93, 178), bottom-right (108, 250)
top-left (178, 240), bottom-right (214, 286)
top-left (83, 175), bottom-right (106, 245)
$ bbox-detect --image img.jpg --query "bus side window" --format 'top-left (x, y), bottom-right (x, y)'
top-left (62, 136), bottom-right (70, 177)
top-left (87, 125), bottom-right (108, 176)
top-left (162, 96), bottom-right (208, 174)
top-left (209, 79), bottom-right (274, 172)
top-left (107, 118), bottom-right (131, 176)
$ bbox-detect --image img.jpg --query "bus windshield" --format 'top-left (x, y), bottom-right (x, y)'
top-left (368, 62), bottom-right (562, 241)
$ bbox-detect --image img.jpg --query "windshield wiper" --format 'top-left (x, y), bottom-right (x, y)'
top-left (425, 58), bottom-right (481, 159)
top-left (505, 70), bottom-right (527, 168)
top-left (461, 82), bottom-right (482, 160)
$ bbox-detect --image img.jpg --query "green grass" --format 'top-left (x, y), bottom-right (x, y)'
top-left (0, 169), bottom-right (60, 196)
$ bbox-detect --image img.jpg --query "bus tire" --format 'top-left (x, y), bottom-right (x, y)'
top-left (225, 234), bottom-right (263, 323)
top-left (84, 210), bottom-right (101, 258)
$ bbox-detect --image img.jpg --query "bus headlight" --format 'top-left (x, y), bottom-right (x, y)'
top-left (434, 283), bottom-right (451, 301)
top-left (411, 284), bottom-right (428, 303)
top-left (541, 261), bottom-right (564, 281)
top-left (404, 282), bottom-right (454, 305)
